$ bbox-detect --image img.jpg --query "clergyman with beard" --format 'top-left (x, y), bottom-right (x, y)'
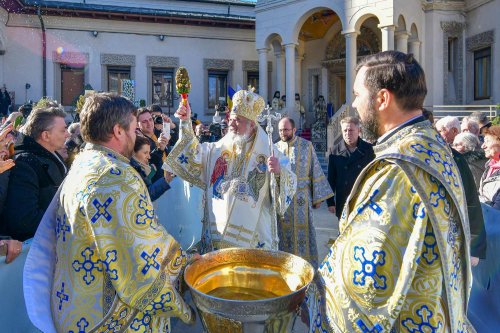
top-left (275, 117), bottom-right (333, 268)
top-left (39, 92), bottom-right (195, 331)
top-left (307, 51), bottom-right (474, 332)
top-left (165, 89), bottom-right (297, 253)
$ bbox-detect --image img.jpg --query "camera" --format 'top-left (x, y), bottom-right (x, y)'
top-left (153, 115), bottom-right (163, 125)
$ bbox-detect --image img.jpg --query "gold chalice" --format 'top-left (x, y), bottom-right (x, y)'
top-left (184, 248), bottom-right (314, 333)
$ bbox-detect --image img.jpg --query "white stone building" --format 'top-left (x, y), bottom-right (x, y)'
top-left (0, 0), bottom-right (498, 124)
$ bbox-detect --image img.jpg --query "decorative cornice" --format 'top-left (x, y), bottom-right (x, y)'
top-left (101, 54), bottom-right (135, 66)
top-left (441, 21), bottom-right (465, 36)
top-left (203, 58), bottom-right (234, 70)
top-left (242, 60), bottom-right (259, 72)
top-left (466, 30), bottom-right (494, 51)
top-left (422, 0), bottom-right (466, 12)
top-left (52, 51), bottom-right (89, 65)
top-left (146, 56), bottom-right (179, 68)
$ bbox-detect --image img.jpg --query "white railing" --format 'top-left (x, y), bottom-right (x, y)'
top-left (326, 104), bottom-right (358, 154)
top-left (426, 105), bottom-right (498, 120)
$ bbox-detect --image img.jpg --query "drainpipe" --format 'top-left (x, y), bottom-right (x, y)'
top-left (37, 6), bottom-right (47, 98)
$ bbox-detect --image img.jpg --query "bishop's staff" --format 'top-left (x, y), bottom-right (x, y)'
top-left (257, 105), bottom-right (282, 248)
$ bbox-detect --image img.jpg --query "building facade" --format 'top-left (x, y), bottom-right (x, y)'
top-left (0, 0), bottom-right (498, 124)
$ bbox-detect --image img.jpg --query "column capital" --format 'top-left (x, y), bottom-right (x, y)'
top-left (408, 40), bottom-right (421, 46)
top-left (283, 43), bottom-right (298, 49)
top-left (395, 30), bottom-right (410, 39)
top-left (274, 50), bottom-right (282, 58)
top-left (257, 48), bottom-right (269, 54)
top-left (341, 29), bottom-right (359, 37)
top-left (378, 24), bottom-right (396, 31)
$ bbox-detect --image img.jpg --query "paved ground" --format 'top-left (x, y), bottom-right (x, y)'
top-left (173, 205), bottom-right (339, 333)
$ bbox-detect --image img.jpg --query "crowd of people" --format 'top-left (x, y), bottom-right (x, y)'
top-left (0, 50), bottom-right (498, 332)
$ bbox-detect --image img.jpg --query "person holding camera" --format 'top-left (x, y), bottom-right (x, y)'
top-left (137, 107), bottom-right (172, 182)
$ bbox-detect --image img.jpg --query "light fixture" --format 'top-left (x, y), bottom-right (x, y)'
top-left (92, 30), bottom-right (98, 38)
top-left (158, 35), bottom-right (165, 41)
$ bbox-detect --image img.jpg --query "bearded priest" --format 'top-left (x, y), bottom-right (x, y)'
top-left (165, 89), bottom-right (297, 253)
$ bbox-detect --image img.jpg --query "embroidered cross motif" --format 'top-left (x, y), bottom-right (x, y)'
top-left (429, 176), bottom-right (451, 215)
top-left (148, 292), bottom-right (173, 315)
top-left (356, 319), bottom-right (383, 333)
top-left (56, 282), bottom-right (69, 311)
top-left (256, 242), bottom-right (265, 248)
top-left (72, 247), bottom-right (100, 285)
top-left (411, 143), bottom-right (459, 187)
top-left (422, 225), bottom-right (439, 265)
top-left (109, 167), bottom-right (121, 175)
top-left (402, 305), bottom-right (442, 332)
top-left (102, 309), bottom-right (127, 332)
top-left (130, 313), bottom-right (152, 331)
top-left (136, 196), bottom-right (154, 225)
top-left (353, 246), bottom-right (387, 289)
top-left (101, 249), bottom-right (119, 280)
top-left (70, 317), bottom-right (89, 333)
top-left (178, 154), bottom-right (188, 164)
top-left (320, 248), bottom-right (334, 273)
top-left (91, 197), bottom-right (113, 223)
top-left (140, 248), bottom-right (161, 274)
top-left (412, 202), bottom-right (426, 219)
top-left (56, 214), bottom-right (71, 242)
top-left (356, 189), bottom-right (383, 215)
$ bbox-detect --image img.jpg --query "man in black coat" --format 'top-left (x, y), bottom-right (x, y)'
top-left (1, 104), bottom-right (69, 241)
top-left (327, 117), bottom-right (375, 218)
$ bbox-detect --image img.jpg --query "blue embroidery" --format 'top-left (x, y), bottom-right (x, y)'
top-left (422, 225), bottom-right (439, 265)
top-left (109, 167), bottom-right (121, 175)
top-left (457, 320), bottom-right (469, 333)
top-left (130, 313), bottom-right (152, 331)
top-left (140, 248), bottom-right (161, 274)
top-left (90, 197), bottom-right (113, 223)
top-left (102, 309), bottom-right (127, 332)
top-left (356, 319), bottom-right (383, 333)
top-left (101, 249), bottom-right (119, 280)
top-left (320, 248), bottom-right (334, 273)
top-left (56, 214), bottom-right (70, 242)
top-left (56, 282), bottom-right (69, 311)
top-left (106, 152), bottom-right (117, 160)
top-left (69, 317), bottom-right (89, 333)
top-left (402, 305), bottom-right (442, 332)
top-left (356, 189), bottom-right (383, 215)
top-left (428, 176), bottom-right (450, 215)
top-left (412, 202), bottom-right (426, 219)
top-left (410, 143), bottom-right (459, 187)
top-left (353, 246), bottom-right (387, 289)
top-left (136, 195), bottom-right (154, 225)
top-left (450, 251), bottom-right (460, 291)
top-left (72, 247), bottom-right (100, 285)
top-left (148, 292), bottom-right (173, 315)
top-left (286, 195), bottom-right (292, 205)
top-left (178, 154), bottom-right (188, 164)
top-left (256, 242), bottom-right (265, 248)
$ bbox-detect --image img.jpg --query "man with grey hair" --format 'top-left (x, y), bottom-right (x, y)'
top-left (435, 115), bottom-right (461, 144)
top-left (461, 116), bottom-right (481, 136)
top-left (1, 102), bottom-right (69, 241)
top-left (454, 132), bottom-right (487, 189)
top-left (470, 110), bottom-right (492, 135)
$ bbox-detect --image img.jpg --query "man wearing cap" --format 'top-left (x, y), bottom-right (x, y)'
top-left (166, 89), bottom-right (297, 253)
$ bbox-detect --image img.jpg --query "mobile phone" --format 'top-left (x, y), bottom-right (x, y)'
top-left (163, 122), bottom-right (171, 140)
top-left (13, 115), bottom-right (23, 129)
top-left (0, 242), bottom-right (7, 256)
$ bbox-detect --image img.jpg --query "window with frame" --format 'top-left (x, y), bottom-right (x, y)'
top-left (152, 69), bottom-right (174, 107)
top-left (61, 65), bottom-right (84, 106)
top-left (247, 71), bottom-right (259, 93)
top-left (474, 47), bottom-right (491, 100)
top-left (208, 70), bottom-right (228, 109)
top-left (107, 66), bottom-right (131, 95)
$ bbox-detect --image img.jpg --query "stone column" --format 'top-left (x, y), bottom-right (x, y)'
top-left (343, 31), bottom-right (358, 105)
top-left (395, 31), bottom-right (410, 53)
top-left (321, 66), bottom-right (329, 101)
top-left (295, 53), bottom-right (304, 98)
top-left (284, 43), bottom-right (297, 119)
top-left (408, 40), bottom-right (421, 62)
top-left (274, 50), bottom-right (283, 94)
top-left (258, 48), bottom-right (268, 103)
top-left (379, 25), bottom-right (395, 51)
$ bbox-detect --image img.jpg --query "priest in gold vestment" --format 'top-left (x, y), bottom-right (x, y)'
top-left (165, 89), bottom-right (297, 252)
top-left (276, 117), bottom-right (333, 268)
top-left (50, 94), bottom-right (194, 332)
top-left (308, 51), bottom-right (475, 332)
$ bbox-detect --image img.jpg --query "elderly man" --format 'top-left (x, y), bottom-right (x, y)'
top-left (327, 117), bottom-right (374, 219)
top-left (309, 51), bottom-right (474, 332)
top-left (166, 89), bottom-right (296, 252)
top-left (461, 116), bottom-right (481, 136)
top-left (436, 115), bottom-right (461, 144)
top-left (46, 93), bottom-right (194, 332)
top-left (276, 117), bottom-right (333, 268)
top-left (2, 102), bottom-right (69, 241)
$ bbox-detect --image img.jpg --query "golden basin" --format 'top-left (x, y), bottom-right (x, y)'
top-left (184, 248), bottom-right (314, 333)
